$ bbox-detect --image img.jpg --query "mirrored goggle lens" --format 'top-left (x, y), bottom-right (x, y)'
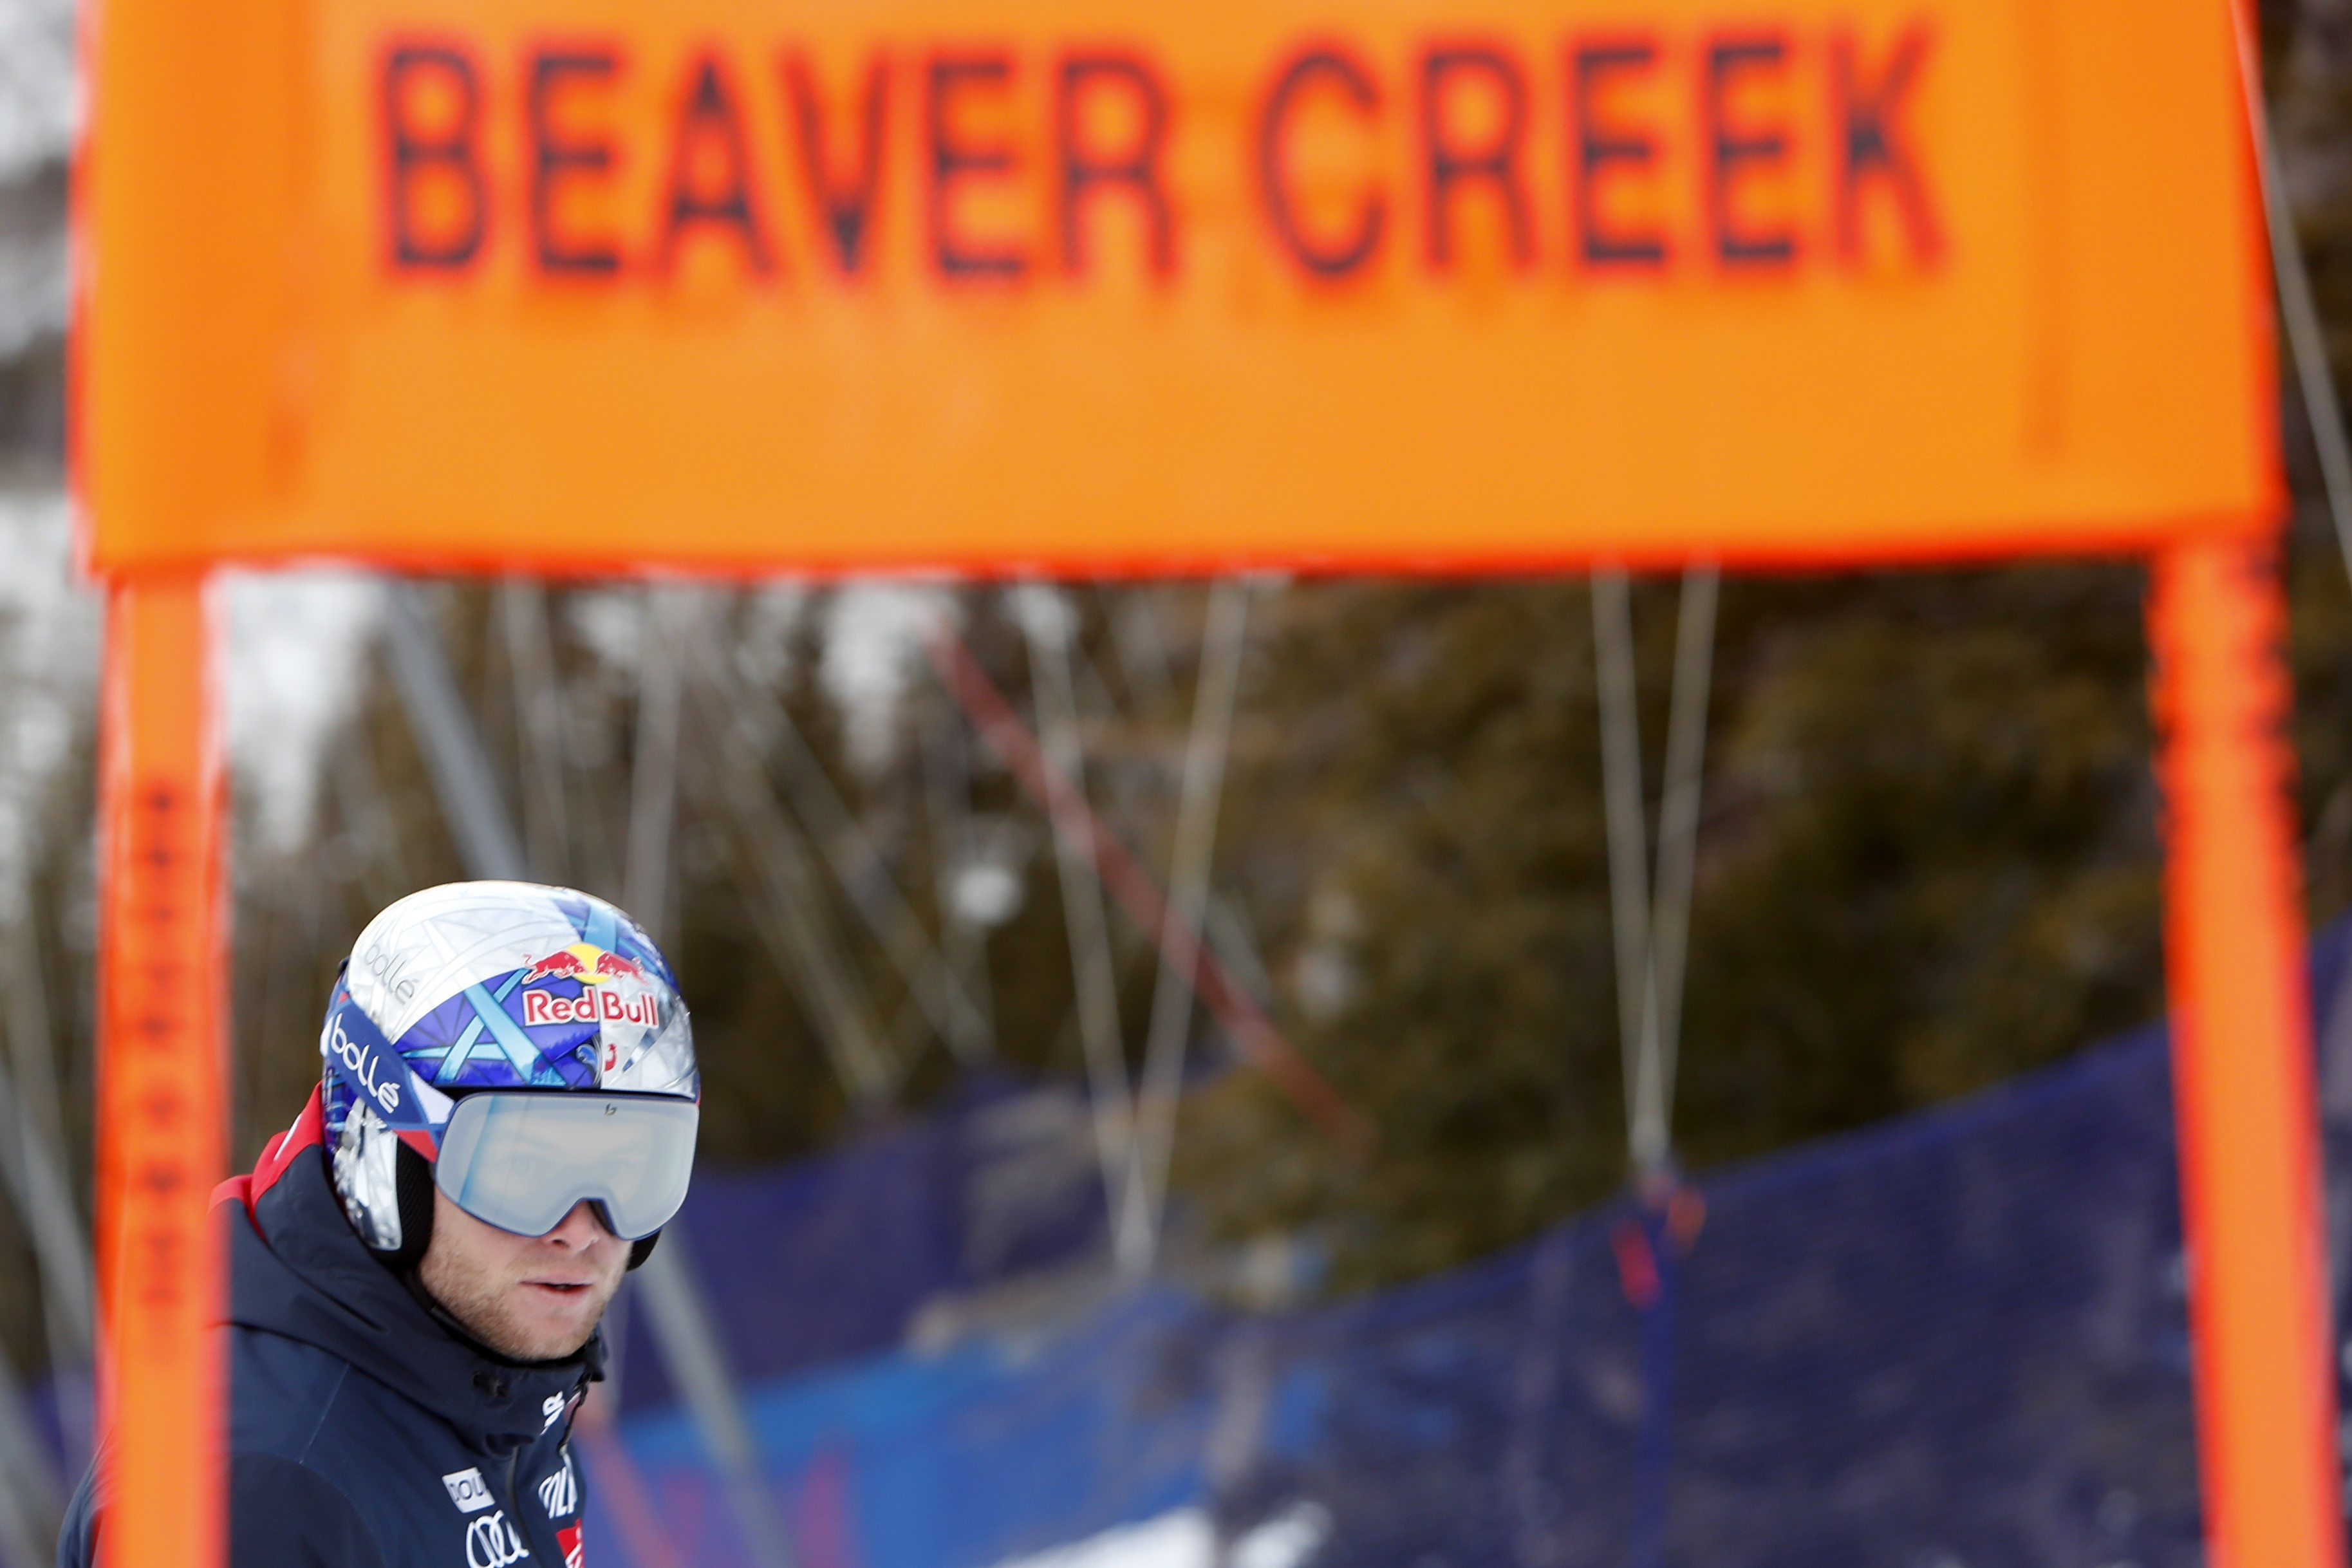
top-left (434, 1093), bottom-right (698, 1240)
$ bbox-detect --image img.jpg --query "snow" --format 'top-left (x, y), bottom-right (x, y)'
top-left (0, 489), bottom-right (92, 918)
top-left (219, 568), bottom-right (384, 852)
top-left (0, 0), bottom-right (71, 182)
top-left (0, 201), bottom-right (63, 359)
top-left (821, 583), bottom-right (955, 775)
top-left (988, 1504), bottom-right (1332, 1568)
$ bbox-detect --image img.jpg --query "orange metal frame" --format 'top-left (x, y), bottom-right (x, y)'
top-left (75, 0), bottom-right (2339, 1565)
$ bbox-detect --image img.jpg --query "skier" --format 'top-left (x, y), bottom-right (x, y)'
top-left (60, 881), bottom-right (703, 1567)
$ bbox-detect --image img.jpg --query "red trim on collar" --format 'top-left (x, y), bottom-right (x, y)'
top-left (212, 1085), bottom-right (326, 1217)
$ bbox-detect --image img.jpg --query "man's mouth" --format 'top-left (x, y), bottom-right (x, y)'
top-left (525, 1280), bottom-right (593, 1296)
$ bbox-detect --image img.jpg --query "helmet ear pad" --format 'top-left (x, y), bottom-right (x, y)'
top-left (381, 1138), bottom-right (438, 1272)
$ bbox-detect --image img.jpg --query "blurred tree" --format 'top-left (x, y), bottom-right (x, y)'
top-left (1180, 566), bottom-right (2171, 1293)
top-left (222, 582), bottom-right (1153, 1171)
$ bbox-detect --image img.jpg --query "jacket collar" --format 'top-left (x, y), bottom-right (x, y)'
top-left (223, 1140), bottom-right (602, 1455)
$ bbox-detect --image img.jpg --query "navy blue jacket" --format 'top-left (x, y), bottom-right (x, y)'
top-left (61, 1093), bottom-right (599, 1567)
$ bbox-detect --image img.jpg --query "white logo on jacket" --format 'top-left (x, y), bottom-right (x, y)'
top-left (467, 1509), bottom-right (532, 1567)
top-left (537, 1451), bottom-right (579, 1520)
top-left (442, 1468), bottom-right (494, 1513)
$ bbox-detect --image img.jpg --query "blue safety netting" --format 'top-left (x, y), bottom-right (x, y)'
top-left (588, 926), bottom-right (2352, 1567)
top-left (608, 1072), bottom-right (1108, 1414)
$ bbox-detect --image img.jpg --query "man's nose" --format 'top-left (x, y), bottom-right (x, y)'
top-left (541, 1199), bottom-right (612, 1247)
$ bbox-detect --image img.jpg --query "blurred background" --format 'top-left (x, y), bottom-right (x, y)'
top-left (6, 2), bottom-right (2352, 1566)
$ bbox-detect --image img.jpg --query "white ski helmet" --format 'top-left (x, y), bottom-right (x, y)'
top-left (320, 882), bottom-right (698, 1269)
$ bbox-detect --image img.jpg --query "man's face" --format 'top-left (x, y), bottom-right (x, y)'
top-left (418, 1190), bottom-right (627, 1361)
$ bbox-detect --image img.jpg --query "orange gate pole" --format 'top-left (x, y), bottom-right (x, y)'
top-left (2152, 538), bottom-right (2344, 1568)
top-left (92, 573), bottom-right (227, 1568)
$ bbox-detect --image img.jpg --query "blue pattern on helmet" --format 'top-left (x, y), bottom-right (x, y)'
top-left (317, 960), bottom-right (602, 1094)
top-left (324, 1067), bottom-right (356, 1141)
top-left (323, 884), bottom-right (689, 1132)
top-left (550, 888), bottom-right (677, 991)
top-left (402, 985), bottom-right (502, 1081)
top-left (467, 980), bottom-right (572, 1087)
top-left (323, 965), bottom-right (611, 1137)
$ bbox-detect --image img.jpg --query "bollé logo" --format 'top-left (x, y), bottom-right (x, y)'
top-left (327, 1008), bottom-right (404, 1117)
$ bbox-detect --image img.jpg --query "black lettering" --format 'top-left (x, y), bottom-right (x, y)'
top-left (529, 46), bottom-right (622, 276)
top-left (382, 43), bottom-right (487, 270)
top-left (1258, 48), bottom-right (1385, 280)
top-left (1421, 45), bottom-right (1535, 269)
top-left (656, 51), bottom-right (776, 275)
top-left (1571, 38), bottom-right (1667, 269)
top-left (136, 1227), bottom-right (185, 1307)
top-left (1703, 33), bottom-right (1797, 268)
top-left (1833, 23), bottom-right (1942, 265)
top-left (927, 53), bottom-right (1029, 279)
top-left (784, 51), bottom-right (889, 276)
top-left (1056, 52), bottom-right (1175, 277)
top-left (137, 1229), bottom-right (183, 1303)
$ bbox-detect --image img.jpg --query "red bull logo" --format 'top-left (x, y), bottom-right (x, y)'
top-left (522, 942), bottom-right (648, 986)
top-left (521, 949), bottom-right (587, 982)
top-left (519, 942), bottom-right (659, 1030)
top-left (523, 986), bottom-right (658, 1029)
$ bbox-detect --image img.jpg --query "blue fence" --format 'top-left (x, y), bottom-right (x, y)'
top-left (587, 924), bottom-right (2352, 1568)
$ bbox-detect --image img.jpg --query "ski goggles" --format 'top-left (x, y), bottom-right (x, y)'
top-left (433, 1091), bottom-right (699, 1241)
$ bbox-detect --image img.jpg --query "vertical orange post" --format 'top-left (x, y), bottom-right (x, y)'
top-left (92, 574), bottom-right (227, 1568)
top-left (2152, 538), bottom-right (2343, 1568)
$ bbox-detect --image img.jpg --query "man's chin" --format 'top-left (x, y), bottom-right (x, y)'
top-left (469, 1296), bottom-right (604, 1361)
top-left (420, 1253), bottom-right (617, 1360)
top-left (486, 1318), bottom-right (597, 1361)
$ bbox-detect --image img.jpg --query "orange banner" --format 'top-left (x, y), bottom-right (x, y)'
top-left (93, 576), bottom-right (227, 1568)
top-left (80, 0), bottom-right (2273, 576)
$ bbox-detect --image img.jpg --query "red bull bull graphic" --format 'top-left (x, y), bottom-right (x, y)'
top-left (521, 949), bottom-right (586, 982)
top-left (523, 942), bottom-right (648, 986)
